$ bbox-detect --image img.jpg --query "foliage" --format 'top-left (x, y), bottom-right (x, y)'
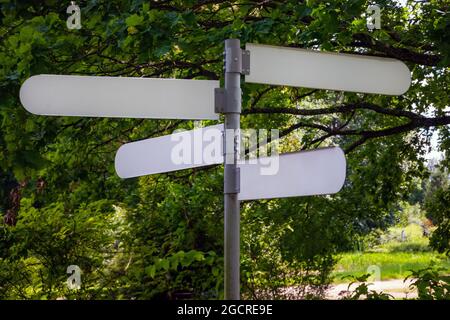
top-left (241, 198), bottom-right (338, 299)
top-left (110, 173), bottom-right (225, 299)
top-left (376, 223), bottom-right (431, 253)
top-left (425, 187), bottom-right (450, 256)
top-left (341, 265), bottom-right (450, 300)
top-left (407, 265), bottom-right (450, 300)
top-left (0, 199), bottom-right (117, 299)
top-left (340, 274), bottom-right (393, 300)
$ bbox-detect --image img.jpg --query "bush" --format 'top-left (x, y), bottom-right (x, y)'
top-left (425, 188), bottom-right (450, 256)
top-left (341, 264), bottom-right (450, 300)
top-left (407, 265), bottom-right (450, 300)
top-left (339, 274), bottom-right (393, 300)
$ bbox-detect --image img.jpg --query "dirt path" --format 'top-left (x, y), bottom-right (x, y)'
top-left (326, 278), bottom-right (418, 299)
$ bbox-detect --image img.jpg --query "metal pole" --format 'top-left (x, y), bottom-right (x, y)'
top-left (223, 39), bottom-right (241, 300)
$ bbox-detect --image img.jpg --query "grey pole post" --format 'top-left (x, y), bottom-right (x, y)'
top-left (215, 38), bottom-right (249, 300)
top-left (224, 39), bottom-right (242, 300)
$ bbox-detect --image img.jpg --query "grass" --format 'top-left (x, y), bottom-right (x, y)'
top-left (333, 252), bottom-right (450, 283)
top-left (332, 224), bottom-right (450, 284)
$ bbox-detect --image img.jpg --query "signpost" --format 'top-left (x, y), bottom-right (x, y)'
top-left (20, 75), bottom-right (219, 120)
top-left (19, 39), bottom-right (411, 301)
top-left (245, 43), bottom-right (411, 95)
top-left (115, 124), bottom-right (223, 178)
top-left (238, 147), bottom-right (346, 201)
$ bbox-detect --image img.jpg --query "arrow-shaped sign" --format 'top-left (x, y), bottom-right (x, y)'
top-left (20, 75), bottom-right (219, 120)
top-left (115, 124), bottom-right (224, 178)
top-left (238, 147), bottom-right (346, 200)
top-left (245, 43), bottom-right (411, 95)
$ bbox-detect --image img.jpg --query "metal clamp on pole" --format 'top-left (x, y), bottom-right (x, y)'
top-left (242, 50), bottom-right (250, 75)
top-left (215, 43), bottom-right (250, 114)
top-left (224, 166), bottom-right (240, 193)
top-left (225, 45), bottom-right (250, 75)
top-left (214, 88), bottom-right (226, 114)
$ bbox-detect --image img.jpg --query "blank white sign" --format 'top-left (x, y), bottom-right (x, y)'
top-left (115, 124), bottom-right (224, 178)
top-left (238, 147), bottom-right (346, 200)
top-left (20, 75), bottom-right (219, 120)
top-left (245, 43), bottom-right (411, 95)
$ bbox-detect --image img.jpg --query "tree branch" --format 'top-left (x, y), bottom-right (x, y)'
top-left (243, 102), bottom-right (424, 120)
top-left (351, 33), bottom-right (442, 67)
top-left (272, 115), bottom-right (450, 153)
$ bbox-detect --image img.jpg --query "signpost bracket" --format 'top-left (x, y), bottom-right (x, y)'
top-left (225, 45), bottom-right (250, 75)
top-left (224, 166), bottom-right (240, 194)
top-left (214, 87), bottom-right (241, 114)
top-left (214, 88), bottom-right (226, 113)
top-left (242, 50), bottom-right (250, 75)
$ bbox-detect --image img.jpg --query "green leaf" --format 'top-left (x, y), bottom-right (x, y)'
top-left (125, 14), bottom-right (144, 27)
top-left (146, 265), bottom-right (156, 278)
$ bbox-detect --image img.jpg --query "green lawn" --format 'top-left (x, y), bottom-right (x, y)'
top-left (332, 224), bottom-right (450, 284)
top-left (333, 252), bottom-right (450, 283)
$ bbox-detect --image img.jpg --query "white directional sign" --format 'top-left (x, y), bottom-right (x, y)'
top-left (20, 75), bottom-right (219, 120)
top-left (238, 147), bottom-right (346, 201)
top-left (115, 124), bottom-right (224, 178)
top-left (245, 43), bottom-right (411, 95)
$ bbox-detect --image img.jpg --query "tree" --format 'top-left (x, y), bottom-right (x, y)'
top-left (424, 163), bottom-right (450, 255)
